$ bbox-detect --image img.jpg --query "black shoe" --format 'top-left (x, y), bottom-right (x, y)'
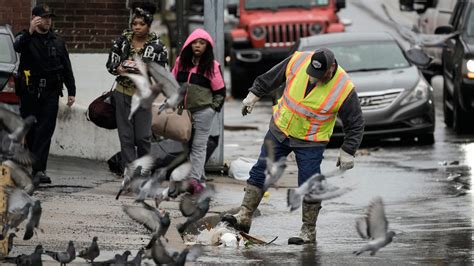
top-left (288, 237), bottom-right (305, 245)
top-left (35, 171), bottom-right (52, 184)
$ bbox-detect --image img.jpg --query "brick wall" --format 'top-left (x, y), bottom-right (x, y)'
top-left (38, 0), bottom-right (130, 52)
top-left (0, 0), bottom-right (32, 34)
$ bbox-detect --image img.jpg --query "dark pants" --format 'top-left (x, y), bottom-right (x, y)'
top-left (247, 130), bottom-right (325, 189)
top-left (19, 88), bottom-right (60, 174)
top-left (113, 90), bottom-right (152, 168)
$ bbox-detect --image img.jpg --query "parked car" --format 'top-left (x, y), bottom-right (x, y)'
top-left (294, 32), bottom-right (435, 144)
top-left (0, 24), bottom-right (20, 113)
top-left (435, 1), bottom-right (474, 133)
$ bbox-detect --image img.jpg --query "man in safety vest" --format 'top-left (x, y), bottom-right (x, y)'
top-left (222, 48), bottom-right (364, 245)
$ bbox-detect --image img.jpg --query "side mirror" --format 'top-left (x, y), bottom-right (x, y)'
top-left (435, 25), bottom-right (454, 34)
top-left (335, 0), bottom-right (346, 12)
top-left (228, 4), bottom-right (238, 17)
top-left (406, 48), bottom-right (432, 68)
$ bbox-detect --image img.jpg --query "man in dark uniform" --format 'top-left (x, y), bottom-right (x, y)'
top-left (14, 4), bottom-right (76, 184)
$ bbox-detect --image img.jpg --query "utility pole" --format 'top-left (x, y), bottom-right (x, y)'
top-left (204, 0), bottom-right (225, 170)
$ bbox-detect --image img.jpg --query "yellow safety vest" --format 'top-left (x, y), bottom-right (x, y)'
top-left (273, 51), bottom-right (354, 142)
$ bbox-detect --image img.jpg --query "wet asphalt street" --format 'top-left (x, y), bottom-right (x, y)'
top-left (4, 0), bottom-right (473, 265)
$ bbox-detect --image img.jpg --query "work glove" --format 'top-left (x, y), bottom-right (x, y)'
top-left (336, 148), bottom-right (354, 170)
top-left (241, 91), bottom-right (261, 116)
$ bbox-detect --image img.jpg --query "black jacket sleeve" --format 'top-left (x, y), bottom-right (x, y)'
top-left (337, 90), bottom-right (364, 156)
top-left (58, 39), bottom-right (76, 96)
top-left (13, 30), bottom-right (31, 53)
top-left (106, 36), bottom-right (126, 75)
top-left (249, 55), bottom-right (291, 98)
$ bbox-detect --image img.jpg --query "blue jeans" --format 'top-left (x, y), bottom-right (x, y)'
top-left (247, 131), bottom-right (325, 189)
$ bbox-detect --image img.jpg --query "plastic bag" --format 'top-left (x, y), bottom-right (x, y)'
top-left (228, 157), bottom-right (257, 181)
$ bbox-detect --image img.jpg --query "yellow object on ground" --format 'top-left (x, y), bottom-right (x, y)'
top-left (263, 191), bottom-right (270, 198)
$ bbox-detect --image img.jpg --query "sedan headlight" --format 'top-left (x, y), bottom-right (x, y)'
top-left (400, 78), bottom-right (429, 106)
top-left (251, 26), bottom-right (266, 40)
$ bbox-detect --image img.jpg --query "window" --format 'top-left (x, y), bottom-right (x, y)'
top-left (0, 34), bottom-right (15, 64)
top-left (304, 41), bottom-right (410, 72)
top-left (245, 0), bottom-right (328, 10)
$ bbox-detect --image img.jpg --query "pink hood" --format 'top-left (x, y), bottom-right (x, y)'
top-left (181, 28), bottom-right (214, 51)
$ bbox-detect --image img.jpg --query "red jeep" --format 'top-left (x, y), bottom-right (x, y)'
top-left (228, 0), bottom-right (346, 98)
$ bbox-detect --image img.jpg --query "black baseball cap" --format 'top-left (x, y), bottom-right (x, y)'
top-left (32, 4), bottom-right (56, 17)
top-left (306, 48), bottom-right (336, 79)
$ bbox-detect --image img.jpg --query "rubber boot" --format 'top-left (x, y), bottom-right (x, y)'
top-left (221, 184), bottom-right (263, 233)
top-left (288, 201), bottom-right (321, 245)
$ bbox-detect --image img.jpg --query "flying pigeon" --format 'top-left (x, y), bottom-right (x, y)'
top-left (262, 140), bottom-right (287, 192)
top-left (4, 186), bottom-right (42, 240)
top-left (2, 160), bottom-right (35, 194)
top-left (123, 201), bottom-right (171, 243)
top-left (176, 186), bottom-right (215, 235)
top-left (353, 196), bottom-right (396, 256)
top-left (116, 154), bottom-right (156, 200)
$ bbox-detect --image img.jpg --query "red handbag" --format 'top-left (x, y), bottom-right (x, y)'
top-left (86, 88), bottom-right (116, 130)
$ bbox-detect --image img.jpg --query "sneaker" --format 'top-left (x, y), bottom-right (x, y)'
top-left (187, 178), bottom-right (204, 195)
top-left (34, 171), bottom-right (52, 184)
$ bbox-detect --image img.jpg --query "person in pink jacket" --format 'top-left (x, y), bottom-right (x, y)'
top-left (172, 28), bottom-right (226, 194)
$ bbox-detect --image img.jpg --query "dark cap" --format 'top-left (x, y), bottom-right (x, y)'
top-left (32, 4), bottom-right (56, 17)
top-left (306, 48), bottom-right (336, 79)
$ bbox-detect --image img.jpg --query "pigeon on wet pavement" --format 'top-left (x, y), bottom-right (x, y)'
top-left (150, 237), bottom-right (202, 266)
top-left (262, 140), bottom-right (287, 192)
top-left (78, 236), bottom-right (100, 263)
top-left (93, 250), bottom-right (131, 266)
top-left (23, 200), bottom-right (42, 240)
top-left (128, 248), bottom-right (144, 266)
top-left (45, 240), bottom-right (76, 265)
top-left (353, 196), bottom-right (396, 256)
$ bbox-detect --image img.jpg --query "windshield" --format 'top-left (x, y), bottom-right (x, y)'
top-left (303, 41), bottom-right (410, 72)
top-left (0, 34), bottom-right (16, 64)
top-left (245, 0), bottom-right (329, 10)
top-left (467, 8), bottom-right (474, 36)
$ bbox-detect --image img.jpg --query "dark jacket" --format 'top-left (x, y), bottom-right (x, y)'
top-left (106, 30), bottom-right (168, 96)
top-left (250, 55), bottom-right (364, 156)
top-left (172, 28), bottom-right (226, 113)
top-left (14, 29), bottom-right (76, 96)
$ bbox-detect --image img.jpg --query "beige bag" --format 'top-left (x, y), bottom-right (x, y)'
top-left (152, 105), bottom-right (192, 143)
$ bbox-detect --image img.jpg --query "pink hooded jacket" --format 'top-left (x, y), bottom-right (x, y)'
top-left (172, 28), bottom-right (225, 91)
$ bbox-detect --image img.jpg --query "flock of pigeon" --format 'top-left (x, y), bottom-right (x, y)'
top-left (0, 57), bottom-right (396, 265)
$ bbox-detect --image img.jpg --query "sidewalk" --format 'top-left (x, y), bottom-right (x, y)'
top-left (7, 98), bottom-right (326, 264)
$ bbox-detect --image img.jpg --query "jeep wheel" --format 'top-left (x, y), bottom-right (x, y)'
top-left (443, 80), bottom-right (453, 127)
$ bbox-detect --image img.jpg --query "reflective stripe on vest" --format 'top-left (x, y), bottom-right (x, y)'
top-left (273, 52), bottom-right (354, 142)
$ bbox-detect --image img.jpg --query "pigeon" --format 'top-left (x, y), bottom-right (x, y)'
top-left (45, 240), bottom-right (76, 265)
top-left (262, 140), bottom-right (287, 192)
top-left (128, 248), bottom-right (144, 266)
top-left (177, 186), bottom-right (215, 235)
top-left (7, 233), bottom-right (16, 253)
top-left (78, 236), bottom-right (100, 263)
top-left (149, 237), bottom-right (202, 266)
top-left (2, 160), bottom-right (35, 194)
top-left (353, 197), bottom-right (396, 256)
top-left (15, 244), bottom-right (44, 266)
top-left (303, 179), bottom-right (352, 202)
top-left (116, 154), bottom-right (156, 200)
top-left (147, 62), bottom-right (188, 112)
top-left (0, 107), bottom-right (36, 165)
top-left (92, 250), bottom-right (131, 266)
top-left (4, 186), bottom-right (42, 240)
top-left (287, 173), bottom-right (326, 211)
top-left (123, 201), bottom-right (171, 243)
top-left (135, 167), bottom-right (168, 202)
top-left (287, 169), bottom-right (346, 211)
